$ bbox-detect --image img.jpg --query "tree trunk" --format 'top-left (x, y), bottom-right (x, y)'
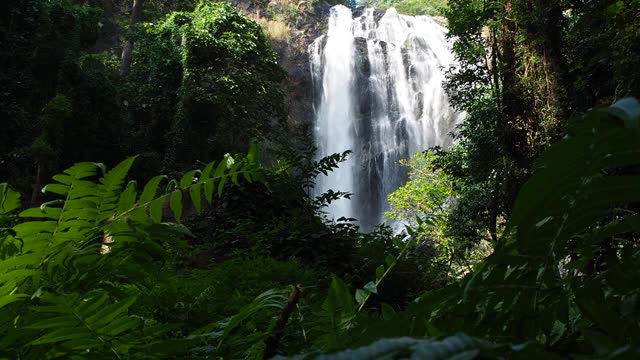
top-left (499, 0), bottom-right (528, 213)
top-left (120, 0), bottom-right (144, 76)
top-left (526, 0), bottom-right (574, 127)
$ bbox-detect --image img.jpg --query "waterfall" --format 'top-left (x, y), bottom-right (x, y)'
top-left (309, 6), bottom-right (462, 230)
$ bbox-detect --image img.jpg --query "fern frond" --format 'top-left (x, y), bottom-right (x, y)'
top-left (0, 183), bottom-right (21, 215)
top-left (0, 148), bottom-right (264, 356)
top-left (96, 157), bottom-right (137, 223)
top-left (190, 288), bottom-right (288, 356)
top-left (418, 98), bottom-right (640, 341)
top-left (28, 290), bottom-right (140, 357)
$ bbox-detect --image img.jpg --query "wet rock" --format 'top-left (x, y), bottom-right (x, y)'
top-left (351, 7), bottom-right (386, 23)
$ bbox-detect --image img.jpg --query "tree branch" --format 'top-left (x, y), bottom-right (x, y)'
top-left (263, 285), bottom-right (302, 359)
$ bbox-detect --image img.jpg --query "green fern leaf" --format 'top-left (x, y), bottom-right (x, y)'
top-left (180, 170), bottom-right (199, 188)
top-left (42, 183), bottom-right (70, 196)
top-left (117, 181), bottom-right (137, 215)
top-left (170, 190), bottom-right (183, 222)
top-left (0, 183), bottom-right (21, 214)
top-left (204, 178), bottom-right (216, 204)
top-left (27, 291), bottom-right (140, 356)
top-left (190, 183), bottom-right (202, 214)
top-left (199, 161), bottom-right (216, 183)
top-left (97, 156), bottom-right (137, 221)
top-left (149, 198), bottom-right (164, 223)
top-left (140, 175), bottom-right (168, 203)
top-left (217, 176), bottom-right (228, 198)
top-left (0, 293), bottom-right (29, 308)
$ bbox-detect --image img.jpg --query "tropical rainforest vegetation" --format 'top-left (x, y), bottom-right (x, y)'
top-left (1, 0), bottom-right (640, 358)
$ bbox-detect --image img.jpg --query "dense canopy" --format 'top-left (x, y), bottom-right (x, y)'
top-left (1, 0), bottom-right (640, 358)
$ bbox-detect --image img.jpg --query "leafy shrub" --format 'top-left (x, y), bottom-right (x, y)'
top-left (139, 256), bottom-right (319, 329)
top-left (124, 1), bottom-right (287, 174)
top-left (255, 17), bottom-right (291, 43)
top-left (363, 0), bottom-right (448, 16)
top-left (0, 148), bottom-right (287, 358)
top-left (290, 98), bottom-right (640, 359)
top-left (0, 0), bottom-right (109, 194)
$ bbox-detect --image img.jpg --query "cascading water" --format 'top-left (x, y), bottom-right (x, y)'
top-left (310, 6), bottom-right (463, 230)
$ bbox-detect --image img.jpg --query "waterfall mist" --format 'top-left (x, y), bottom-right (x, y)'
top-left (310, 6), bottom-right (463, 230)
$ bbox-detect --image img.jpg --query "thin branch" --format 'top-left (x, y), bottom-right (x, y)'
top-left (263, 285), bottom-right (302, 359)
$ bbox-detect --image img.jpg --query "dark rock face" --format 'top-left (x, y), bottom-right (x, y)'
top-left (228, 0), bottom-right (332, 131)
top-left (279, 15), bottom-right (327, 131)
top-left (229, 2), bottom-right (393, 133)
top-left (351, 7), bottom-right (386, 22)
top-left (352, 37), bottom-right (380, 230)
top-left (280, 6), bottom-right (389, 132)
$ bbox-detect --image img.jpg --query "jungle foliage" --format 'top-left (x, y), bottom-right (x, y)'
top-left (2, 0), bottom-right (640, 359)
top-left (123, 2), bottom-right (287, 174)
top-left (1, 0), bottom-right (288, 197)
top-left (438, 0), bottom-right (640, 255)
top-left (2, 99), bottom-right (640, 359)
top-left (360, 0), bottom-right (448, 16)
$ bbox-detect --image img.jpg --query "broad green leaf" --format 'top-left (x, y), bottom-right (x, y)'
top-left (52, 174), bottom-right (72, 185)
top-left (13, 221), bottom-right (57, 237)
top-left (0, 269), bottom-right (37, 285)
top-left (86, 296), bottom-right (138, 329)
top-left (322, 275), bottom-right (355, 317)
top-left (170, 191), bottom-right (183, 222)
top-left (189, 184), bottom-right (202, 214)
top-left (385, 255), bottom-right (395, 267)
top-left (213, 156), bottom-right (229, 179)
top-left (247, 143), bottom-right (258, 163)
top-left (180, 170), bottom-right (198, 189)
top-left (100, 316), bottom-right (140, 336)
top-left (64, 338), bottom-right (102, 350)
top-left (355, 289), bottom-right (368, 304)
top-left (97, 157), bottom-right (137, 218)
top-left (199, 161), bottom-right (216, 183)
top-left (116, 181), bottom-right (137, 214)
top-left (76, 292), bottom-right (109, 316)
top-left (393, 238), bottom-right (406, 251)
top-left (20, 207), bottom-right (61, 220)
top-left (231, 169), bottom-right (239, 185)
top-left (376, 265), bottom-right (385, 282)
top-left (99, 157), bottom-right (136, 190)
top-left (217, 176), bottom-right (227, 198)
top-left (204, 179), bottom-right (215, 204)
top-left (0, 294), bottom-right (29, 309)
top-left (63, 162), bottom-right (98, 179)
top-left (0, 253), bottom-right (41, 273)
top-left (27, 315), bottom-right (79, 330)
top-left (150, 198), bottom-right (164, 223)
top-left (42, 184), bottom-right (69, 196)
top-left (364, 281), bottom-right (378, 295)
top-left (381, 303), bottom-right (396, 320)
top-left (30, 327), bottom-right (93, 345)
top-left (0, 183), bottom-right (21, 214)
top-left (162, 223), bottom-right (193, 237)
top-left (140, 175), bottom-right (167, 203)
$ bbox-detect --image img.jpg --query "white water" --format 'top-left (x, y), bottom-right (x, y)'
top-left (310, 6), bottom-right (462, 230)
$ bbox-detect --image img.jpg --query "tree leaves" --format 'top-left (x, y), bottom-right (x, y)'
top-left (411, 98), bottom-right (640, 346)
top-left (27, 290), bottom-right (140, 356)
top-left (0, 148), bottom-right (264, 357)
top-left (0, 183), bottom-right (21, 215)
top-left (302, 98), bottom-right (640, 359)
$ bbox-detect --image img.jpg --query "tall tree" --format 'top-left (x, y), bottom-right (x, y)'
top-left (120, 0), bottom-right (144, 76)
